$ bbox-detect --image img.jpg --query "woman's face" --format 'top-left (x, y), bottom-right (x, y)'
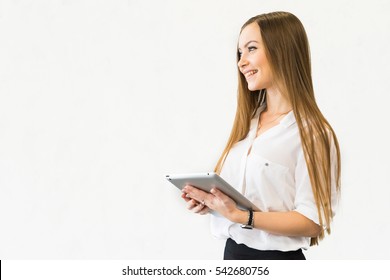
top-left (237, 22), bottom-right (273, 91)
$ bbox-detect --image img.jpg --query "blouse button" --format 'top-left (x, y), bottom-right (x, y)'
top-left (265, 163), bottom-right (269, 166)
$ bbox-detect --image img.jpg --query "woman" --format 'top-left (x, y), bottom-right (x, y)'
top-left (181, 11), bottom-right (341, 260)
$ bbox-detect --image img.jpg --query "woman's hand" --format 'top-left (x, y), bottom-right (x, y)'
top-left (181, 190), bottom-right (210, 215)
top-left (182, 185), bottom-right (243, 222)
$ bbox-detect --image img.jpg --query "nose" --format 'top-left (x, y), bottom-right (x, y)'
top-left (237, 54), bottom-right (248, 71)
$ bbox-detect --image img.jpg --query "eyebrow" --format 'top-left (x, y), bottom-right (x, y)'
top-left (238, 40), bottom-right (259, 50)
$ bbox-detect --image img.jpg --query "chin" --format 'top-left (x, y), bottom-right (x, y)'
top-left (247, 84), bottom-right (261, 91)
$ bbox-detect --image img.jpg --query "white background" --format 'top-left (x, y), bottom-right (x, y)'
top-left (1, 0), bottom-right (389, 260)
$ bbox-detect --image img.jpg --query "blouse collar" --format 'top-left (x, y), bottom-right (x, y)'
top-left (251, 103), bottom-right (296, 130)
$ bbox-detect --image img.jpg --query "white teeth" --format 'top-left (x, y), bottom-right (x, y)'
top-left (245, 70), bottom-right (257, 78)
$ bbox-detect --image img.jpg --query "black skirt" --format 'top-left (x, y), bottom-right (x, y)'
top-left (224, 238), bottom-right (306, 260)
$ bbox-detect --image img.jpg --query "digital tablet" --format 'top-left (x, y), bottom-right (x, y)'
top-left (165, 172), bottom-right (260, 211)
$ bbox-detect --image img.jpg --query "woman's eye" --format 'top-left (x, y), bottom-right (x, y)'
top-left (248, 46), bottom-right (257, 52)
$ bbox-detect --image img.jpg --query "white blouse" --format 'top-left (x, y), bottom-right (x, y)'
top-left (210, 104), bottom-right (338, 251)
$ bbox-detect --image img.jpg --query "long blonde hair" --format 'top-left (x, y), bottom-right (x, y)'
top-left (215, 11), bottom-right (341, 246)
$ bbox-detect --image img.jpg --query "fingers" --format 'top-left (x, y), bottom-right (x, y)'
top-left (186, 198), bottom-right (199, 210)
top-left (182, 186), bottom-right (236, 219)
top-left (210, 188), bottom-right (230, 204)
top-left (186, 198), bottom-right (209, 214)
top-left (181, 192), bottom-right (191, 202)
top-left (183, 185), bottom-right (210, 202)
top-left (181, 185), bottom-right (216, 215)
top-left (192, 201), bottom-right (210, 215)
top-left (181, 188), bottom-right (206, 212)
top-left (210, 187), bottom-right (223, 198)
top-left (183, 185), bottom-right (214, 210)
top-left (198, 206), bottom-right (210, 215)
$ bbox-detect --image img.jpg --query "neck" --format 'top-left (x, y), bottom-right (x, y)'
top-left (265, 87), bottom-right (292, 114)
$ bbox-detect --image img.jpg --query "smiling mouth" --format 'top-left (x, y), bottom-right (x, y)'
top-left (244, 70), bottom-right (258, 79)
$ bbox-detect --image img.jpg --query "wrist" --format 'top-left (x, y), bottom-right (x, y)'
top-left (230, 209), bottom-right (248, 224)
top-left (240, 209), bottom-right (254, 230)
